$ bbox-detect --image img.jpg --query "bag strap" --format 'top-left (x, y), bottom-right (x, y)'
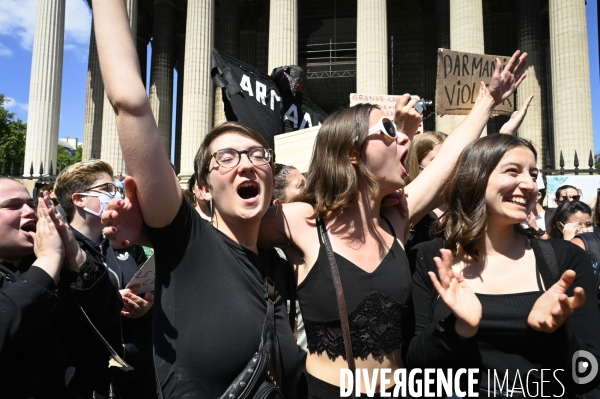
top-left (316, 217), bottom-right (356, 382)
top-left (538, 239), bottom-right (560, 282)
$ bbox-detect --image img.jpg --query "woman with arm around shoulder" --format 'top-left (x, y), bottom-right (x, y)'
top-left (92, 0), bottom-right (298, 397)
top-left (257, 51), bottom-right (528, 397)
top-left (407, 134), bottom-right (600, 397)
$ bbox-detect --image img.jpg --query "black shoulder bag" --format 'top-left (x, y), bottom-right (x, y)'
top-left (217, 278), bottom-right (285, 399)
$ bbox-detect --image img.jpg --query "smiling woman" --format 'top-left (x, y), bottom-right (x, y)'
top-left (407, 134), bottom-right (600, 397)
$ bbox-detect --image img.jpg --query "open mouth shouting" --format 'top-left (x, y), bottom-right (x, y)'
top-left (237, 180), bottom-right (259, 201)
top-left (20, 220), bottom-right (36, 239)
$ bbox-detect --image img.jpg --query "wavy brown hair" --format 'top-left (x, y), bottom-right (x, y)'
top-left (298, 104), bottom-right (381, 219)
top-left (432, 134), bottom-right (537, 261)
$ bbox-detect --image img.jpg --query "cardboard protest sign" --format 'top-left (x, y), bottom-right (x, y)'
top-left (274, 125), bottom-right (321, 173)
top-left (126, 254), bottom-right (155, 295)
top-left (349, 94), bottom-right (418, 118)
top-left (435, 48), bottom-right (514, 116)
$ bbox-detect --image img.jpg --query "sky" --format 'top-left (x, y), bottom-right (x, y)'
top-left (1, 0), bottom-right (599, 153)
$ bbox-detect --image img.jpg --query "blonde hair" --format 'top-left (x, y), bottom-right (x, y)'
top-left (405, 131), bottom-right (447, 184)
top-left (54, 160), bottom-right (114, 221)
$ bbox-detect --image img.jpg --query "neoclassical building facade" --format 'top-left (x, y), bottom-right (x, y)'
top-left (24, 0), bottom-right (594, 180)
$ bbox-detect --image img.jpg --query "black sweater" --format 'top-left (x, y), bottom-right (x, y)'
top-left (407, 237), bottom-right (600, 397)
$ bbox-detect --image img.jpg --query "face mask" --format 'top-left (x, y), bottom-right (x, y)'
top-left (79, 191), bottom-right (122, 217)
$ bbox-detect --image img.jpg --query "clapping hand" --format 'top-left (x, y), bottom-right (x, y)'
top-left (429, 249), bottom-right (482, 338)
top-left (528, 270), bottom-right (585, 333)
top-left (38, 191), bottom-right (86, 271)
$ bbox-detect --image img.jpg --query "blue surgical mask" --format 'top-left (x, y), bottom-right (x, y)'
top-left (79, 191), bottom-right (122, 217)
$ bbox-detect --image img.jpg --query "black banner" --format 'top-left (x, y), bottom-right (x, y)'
top-left (211, 49), bottom-right (328, 151)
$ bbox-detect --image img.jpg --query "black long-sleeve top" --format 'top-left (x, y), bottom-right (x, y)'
top-left (407, 237), bottom-right (600, 398)
top-left (0, 250), bottom-right (123, 398)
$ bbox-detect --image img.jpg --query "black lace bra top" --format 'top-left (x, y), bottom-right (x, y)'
top-left (296, 217), bottom-right (412, 360)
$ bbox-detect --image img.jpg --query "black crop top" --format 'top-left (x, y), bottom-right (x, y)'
top-left (297, 217), bottom-right (412, 360)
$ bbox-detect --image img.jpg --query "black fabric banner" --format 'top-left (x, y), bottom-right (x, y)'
top-left (211, 49), bottom-right (328, 151)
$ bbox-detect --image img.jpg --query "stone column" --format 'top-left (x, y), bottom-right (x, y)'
top-left (100, 0), bottom-right (138, 174)
top-left (174, 33), bottom-right (185, 174)
top-left (356, 0), bottom-right (387, 94)
top-left (435, 0), bottom-right (454, 134)
top-left (268, 0), bottom-right (297, 73)
top-left (24, 0), bottom-right (65, 176)
top-left (516, 0), bottom-right (547, 168)
top-left (549, 0), bottom-right (593, 169)
top-left (149, 0), bottom-right (176, 155)
top-left (179, 0), bottom-right (214, 184)
top-left (214, 0), bottom-right (240, 127)
top-left (449, 0), bottom-right (485, 132)
top-left (83, 21), bottom-right (104, 161)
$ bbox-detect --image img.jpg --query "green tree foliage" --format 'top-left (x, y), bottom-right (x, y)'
top-left (57, 145), bottom-right (83, 172)
top-left (0, 94), bottom-right (27, 172)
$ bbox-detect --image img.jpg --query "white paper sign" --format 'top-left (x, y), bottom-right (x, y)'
top-left (126, 255), bottom-right (155, 294)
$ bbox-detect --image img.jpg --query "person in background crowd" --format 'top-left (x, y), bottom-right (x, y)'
top-left (555, 185), bottom-right (582, 205)
top-left (273, 164), bottom-right (306, 205)
top-left (522, 172), bottom-right (549, 238)
top-left (0, 177), bottom-right (123, 398)
top-left (114, 172), bottom-right (125, 194)
top-left (54, 160), bottom-right (156, 399)
top-left (407, 134), bottom-right (600, 397)
top-left (547, 200), bottom-right (594, 240)
top-left (404, 131), bottom-right (448, 251)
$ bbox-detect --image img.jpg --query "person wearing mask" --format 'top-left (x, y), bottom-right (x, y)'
top-left (54, 160), bottom-right (155, 398)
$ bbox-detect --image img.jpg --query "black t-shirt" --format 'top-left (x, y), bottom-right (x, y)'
top-left (147, 199), bottom-right (298, 398)
top-left (407, 237), bottom-right (600, 397)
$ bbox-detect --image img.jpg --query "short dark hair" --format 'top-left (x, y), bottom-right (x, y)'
top-left (193, 122), bottom-right (274, 188)
top-left (433, 134), bottom-right (537, 261)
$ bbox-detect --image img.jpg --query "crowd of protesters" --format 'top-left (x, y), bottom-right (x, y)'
top-left (2, 0), bottom-right (600, 398)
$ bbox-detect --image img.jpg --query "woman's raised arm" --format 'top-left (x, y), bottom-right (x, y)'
top-left (404, 50), bottom-right (528, 228)
top-left (92, 0), bottom-right (182, 228)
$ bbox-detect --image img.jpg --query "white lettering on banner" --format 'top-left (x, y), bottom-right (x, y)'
top-left (237, 74), bottom-right (321, 130)
top-left (270, 90), bottom-right (281, 111)
top-left (240, 74), bottom-right (253, 97)
top-left (284, 104), bottom-right (299, 128)
top-left (256, 81), bottom-right (267, 105)
top-left (299, 112), bottom-right (312, 129)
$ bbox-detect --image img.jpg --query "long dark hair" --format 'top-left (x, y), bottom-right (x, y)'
top-left (433, 134), bottom-right (537, 261)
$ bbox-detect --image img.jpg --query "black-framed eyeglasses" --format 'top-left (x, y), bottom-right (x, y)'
top-left (211, 147), bottom-right (272, 169)
top-left (85, 182), bottom-right (123, 196)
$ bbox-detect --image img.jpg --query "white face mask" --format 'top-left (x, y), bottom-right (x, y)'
top-left (78, 191), bottom-right (122, 217)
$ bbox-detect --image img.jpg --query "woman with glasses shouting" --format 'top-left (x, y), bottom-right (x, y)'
top-left (93, 1), bottom-right (299, 397)
top-left (94, 0), bottom-right (527, 397)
